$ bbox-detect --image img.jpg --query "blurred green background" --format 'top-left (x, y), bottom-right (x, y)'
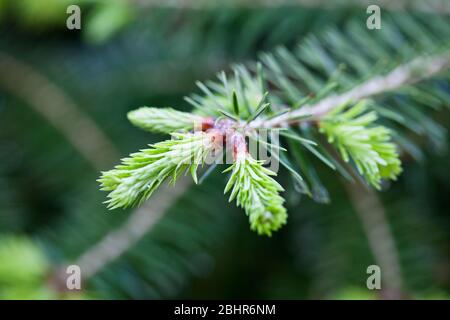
top-left (0, 0), bottom-right (449, 299)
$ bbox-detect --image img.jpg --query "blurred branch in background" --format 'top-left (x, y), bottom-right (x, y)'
top-left (0, 52), bottom-right (119, 170)
top-left (2, 0), bottom-right (449, 47)
top-left (73, 178), bottom-right (192, 280)
top-left (345, 182), bottom-right (404, 299)
top-left (0, 51), bottom-right (193, 290)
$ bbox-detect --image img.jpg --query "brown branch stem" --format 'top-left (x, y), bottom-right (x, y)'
top-left (250, 52), bottom-right (450, 129)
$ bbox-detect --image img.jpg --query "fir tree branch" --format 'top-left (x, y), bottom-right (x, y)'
top-left (98, 19), bottom-right (450, 236)
top-left (98, 50), bottom-right (450, 235)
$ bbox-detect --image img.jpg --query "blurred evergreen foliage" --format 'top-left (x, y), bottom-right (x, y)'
top-left (0, 0), bottom-right (449, 299)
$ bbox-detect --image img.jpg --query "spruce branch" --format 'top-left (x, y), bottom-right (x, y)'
top-left (99, 17), bottom-right (450, 236)
top-left (251, 52), bottom-right (450, 128)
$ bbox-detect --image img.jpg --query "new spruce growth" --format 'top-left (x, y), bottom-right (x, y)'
top-left (319, 101), bottom-right (402, 189)
top-left (99, 65), bottom-right (402, 236)
top-left (128, 107), bottom-right (205, 134)
top-left (224, 142), bottom-right (287, 236)
top-left (99, 25), bottom-right (450, 235)
top-left (99, 131), bottom-right (217, 209)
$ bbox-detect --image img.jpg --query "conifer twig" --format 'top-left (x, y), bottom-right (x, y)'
top-left (251, 52), bottom-right (450, 128)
